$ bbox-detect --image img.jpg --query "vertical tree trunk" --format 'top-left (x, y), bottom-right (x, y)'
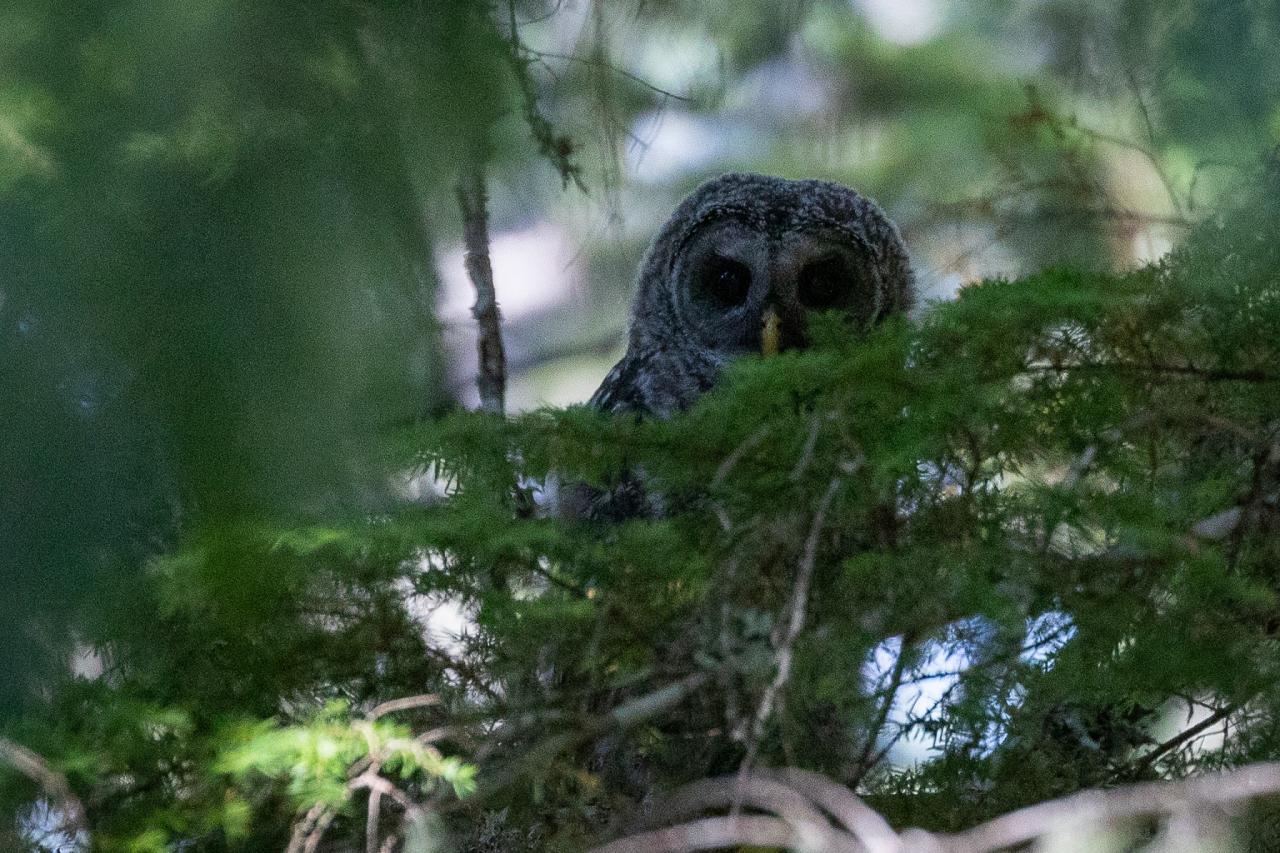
top-left (456, 162), bottom-right (507, 416)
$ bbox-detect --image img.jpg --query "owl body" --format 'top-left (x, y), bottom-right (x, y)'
top-left (591, 173), bottom-right (915, 416)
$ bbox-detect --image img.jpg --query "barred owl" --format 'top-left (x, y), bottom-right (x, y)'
top-left (590, 172), bottom-right (915, 416)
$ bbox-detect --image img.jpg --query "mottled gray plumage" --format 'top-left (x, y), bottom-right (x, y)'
top-left (590, 173), bottom-right (915, 416)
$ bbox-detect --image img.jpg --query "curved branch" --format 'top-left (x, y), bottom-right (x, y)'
top-left (643, 774), bottom-right (828, 833)
top-left (367, 694), bottom-right (440, 720)
top-left (589, 815), bottom-right (805, 853)
top-left (0, 737), bottom-right (88, 842)
top-left (941, 762), bottom-right (1280, 852)
top-left (753, 768), bottom-right (900, 853)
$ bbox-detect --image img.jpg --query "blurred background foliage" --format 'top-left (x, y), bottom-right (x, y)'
top-left (3, 0), bottom-right (1280, 850)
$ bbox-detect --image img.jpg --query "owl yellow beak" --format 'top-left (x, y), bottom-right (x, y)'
top-left (761, 306), bottom-right (782, 356)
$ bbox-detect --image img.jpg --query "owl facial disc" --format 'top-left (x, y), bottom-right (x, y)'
top-left (589, 172), bottom-right (915, 416)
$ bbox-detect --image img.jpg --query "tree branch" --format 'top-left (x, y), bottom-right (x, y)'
top-left (518, 48), bottom-right (693, 103)
top-left (596, 761), bottom-right (1280, 853)
top-left (453, 670), bottom-right (712, 811)
top-left (588, 815), bottom-right (803, 853)
top-left (0, 736), bottom-right (88, 843)
top-left (1119, 703), bottom-right (1237, 780)
top-left (457, 162), bottom-right (507, 415)
top-left (754, 768), bottom-right (900, 853)
top-left (367, 694), bottom-right (440, 720)
top-left (850, 637), bottom-right (912, 787)
top-left (1024, 361), bottom-right (1280, 384)
top-left (739, 476), bottom-right (843, 780)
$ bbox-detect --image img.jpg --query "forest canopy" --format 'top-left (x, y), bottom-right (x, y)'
top-left (3, 1), bottom-right (1280, 851)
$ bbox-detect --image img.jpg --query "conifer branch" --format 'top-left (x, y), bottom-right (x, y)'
top-left (850, 638), bottom-right (913, 787)
top-left (1120, 703), bottom-right (1238, 780)
top-left (454, 670), bottom-right (713, 811)
top-left (516, 48), bottom-right (694, 104)
top-left (1025, 361), bottom-right (1280, 383)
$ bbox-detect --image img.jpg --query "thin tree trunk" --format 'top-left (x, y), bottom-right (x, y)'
top-left (456, 162), bottom-right (507, 415)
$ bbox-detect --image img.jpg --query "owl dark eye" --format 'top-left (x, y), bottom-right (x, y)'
top-left (697, 256), bottom-right (752, 308)
top-left (799, 256), bottom-right (852, 310)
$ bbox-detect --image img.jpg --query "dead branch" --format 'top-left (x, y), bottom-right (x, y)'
top-left (711, 426), bottom-right (773, 491)
top-left (453, 670), bottom-right (713, 812)
top-left (756, 768), bottom-right (900, 853)
top-left (519, 48), bottom-right (693, 103)
top-left (789, 415), bottom-right (824, 482)
top-left (593, 761), bottom-right (1280, 853)
top-left (1023, 361), bottom-right (1280, 384)
top-left (589, 815), bottom-right (809, 853)
top-left (286, 801), bottom-right (335, 853)
top-left (940, 762), bottom-right (1280, 852)
top-left (366, 785), bottom-right (382, 853)
top-left (850, 638), bottom-right (912, 787)
top-left (740, 475), bottom-right (843, 775)
top-left (644, 774), bottom-right (828, 833)
top-left (0, 736), bottom-right (88, 843)
top-left (457, 163), bottom-right (507, 415)
top-left (1119, 704), bottom-right (1238, 780)
top-left (367, 694), bottom-right (440, 720)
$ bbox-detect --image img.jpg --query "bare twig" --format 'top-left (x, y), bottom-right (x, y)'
top-left (940, 762), bottom-right (1280, 852)
top-left (789, 415), bottom-right (824, 482)
top-left (442, 324), bottom-right (624, 397)
top-left (285, 802), bottom-right (335, 853)
top-left (645, 774), bottom-right (828, 833)
top-left (1082, 85), bottom-right (1185, 219)
top-left (850, 639), bottom-right (912, 787)
top-left (415, 725), bottom-right (469, 747)
top-left (711, 425), bottom-right (772, 532)
top-left (1191, 507), bottom-right (1244, 541)
top-left (711, 425), bottom-right (772, 490)
top-left (304, 813), bottom-right (336, 853)
top-left (351, 771), bottom-right (426, 817)
top-left (453, 670), bottom-right (712, 811)
top-left (367, 694), bottom-right (440, 720)
top-left (457, 162), bottom-right (507, 415)
top-left (589, 815), bottom-right (806, 853)
top-left (1023, 361), bottom-right (1280, 384)
top-left (754, 768), bottom-right (900, 853)
top-left (1120, 704), bottom-right (1238, 780)
top-left (351, 771), bottom-right (432, 852)
top-left (718, 556), bottom-right (745, 738)
top-left (0, 736), bottom-right (88, 842)
top-left (365, 785), bottom-right (382, 853)
top-left (740, 476), bottom-right (843, 777)
top-left (520, 48), bottom-right (693, 103)
top-left (596, 761), bottom-right (1280, 853)
top-left (1187, 157), bottom-right (1242, 212)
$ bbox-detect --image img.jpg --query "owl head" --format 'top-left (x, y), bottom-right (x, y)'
top-left (630, 172), bottom-right (914, 358)
top-left (593, 173), bottom-right (915, 415)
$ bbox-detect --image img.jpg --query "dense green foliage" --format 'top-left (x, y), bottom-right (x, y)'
top-left (6, 168), bottom-right (1280, 850)
top-left (0, 0), bottom-right (522, 713)
top-left (6, 1), bottom-right (1280, 850)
